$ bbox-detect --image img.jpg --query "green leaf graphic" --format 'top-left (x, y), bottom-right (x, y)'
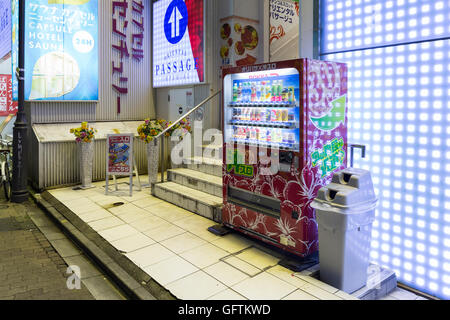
top-left (310, 95), bottom-right (346, 131)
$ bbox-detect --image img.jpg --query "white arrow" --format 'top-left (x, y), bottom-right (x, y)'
top-left (168, 5), bottom-right (183, 38)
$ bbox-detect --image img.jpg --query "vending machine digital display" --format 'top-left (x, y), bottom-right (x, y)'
top-left (222, 59), bottom-right (348, 257)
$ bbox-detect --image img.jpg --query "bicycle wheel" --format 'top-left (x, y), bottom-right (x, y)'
top-left (3, 160), bottom-right (11, 200)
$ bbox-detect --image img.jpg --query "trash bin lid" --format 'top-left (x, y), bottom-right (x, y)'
top-left (311, 168), bottom-right (378, 213)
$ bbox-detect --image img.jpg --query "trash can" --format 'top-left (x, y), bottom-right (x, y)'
top-left (311, 168), bottom-right (378, 293)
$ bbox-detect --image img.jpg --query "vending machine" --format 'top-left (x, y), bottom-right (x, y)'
top-left (222, 59), bottom-right (348, 257)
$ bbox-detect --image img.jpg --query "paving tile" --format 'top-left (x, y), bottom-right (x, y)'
top-left (78, 209), bottom-right (113, 223)
top-left (160, 232), bottom-right (207, 254)
top-left (143, 256), bottom-right (199, 286)
top-left (232, 272), bottom-right (297, 300)
top-left (63, 255), bottom-right (102, 279)
top-left (266, 265), bottom-right (309, 289)
top-left (166, 270), bottom-right (227, 300)
top-left (37, 225), bottom-right (66, 241)
top-left (49, 189), bottom-right (86, 202)
top-left (180, 243), bottom-right (229, 269)
top-left (295, 273), bottom-right (340, 293)
top-left (116, 210), bottom-right (149, 224)
top-left (172, 214), bottom-right (216, 233)
top-left (143, 224), bottom-right (186, 242)
top-left (301, 283), bottom-right (343, 300)
top-left (107, 203), bottom-right (143, 216)
top-left (125, 243), bottom-right (175, 268)
top-left (129, 215), bottom-right (170, 232)
top-left (211, 233), bottom-right (253, 254)
top-left (203, 261), bottom-right (250, 287)
top-left (88, 194), bottom-right (125, 206)
top-left (28, 212), bottom-right (54, 227)
top-left (282, 289), bottom-right (319, 300)
top-left (235, 247), bottom-right (280, 270)
top-left (222, 256), bottom-right (261, 277)
top-left (336, 290), bottom-right (360, 300)
top-left (88, 216), bottom-right (125, 232)
top-left (64, 198), bottom-right (102, 215)
top-left (110, 233), bottom-right (155, 253)
top-left (49, 238), bottom-right (82, 258)
top-left (194, 229), bottom-right (223, 242)
top-left (145, 203), bottom-right (193, 222)
top-left (207, 289), bottom-right (247, 300)
top-left (388, 287), bottom-right (418, 300)
top-left (81, 276), bottom-right (126, 300)
top-left (132, 197), bottom-right (164, 208)
top-left (98, 224), bottom-right (139, 242)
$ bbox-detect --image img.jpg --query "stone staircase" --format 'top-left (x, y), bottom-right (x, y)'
top-left (152, 145), bottom-right (223, 222)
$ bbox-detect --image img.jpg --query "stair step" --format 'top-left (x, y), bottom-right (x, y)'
top-left (153, 182), bottom-right (222, 222)
top-left (185, 157), bottom-right (222, 177)
top-left (168, 168), bottom-right (222, 198)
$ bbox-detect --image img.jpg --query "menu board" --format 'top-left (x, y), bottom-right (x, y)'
top-left (106, 134), bottom-right (133, 176)
top-left (24, 0), bottom-right (98, 101)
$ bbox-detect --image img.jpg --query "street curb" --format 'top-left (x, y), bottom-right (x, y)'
top-left (29, 189), bottom-right (159, 300)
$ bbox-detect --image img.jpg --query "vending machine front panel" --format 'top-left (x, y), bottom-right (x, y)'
top-left (222, 59), bottom-right (348, 257)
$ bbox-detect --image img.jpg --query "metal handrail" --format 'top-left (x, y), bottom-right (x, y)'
top-left (154, 90), bottom-right (222, 184)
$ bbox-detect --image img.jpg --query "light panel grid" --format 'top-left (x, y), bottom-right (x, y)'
top-left (321, 0), bottom-right (450, 54)
top-left (323, 39), bottom-right (450, 299)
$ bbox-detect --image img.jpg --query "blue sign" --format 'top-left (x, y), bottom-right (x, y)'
top-left (0, 0), bottom-right (11, 60)
top-left (164, 0), bottom-right (188, 45)
top-left (24, 0), bottom-right (98, 101)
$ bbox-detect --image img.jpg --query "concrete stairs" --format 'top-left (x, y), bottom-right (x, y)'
top-left (153, 145), bottom-right (223, 222)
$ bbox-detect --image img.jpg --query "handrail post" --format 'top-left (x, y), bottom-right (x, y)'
top-left (161, 136), bottom-right (165, 183)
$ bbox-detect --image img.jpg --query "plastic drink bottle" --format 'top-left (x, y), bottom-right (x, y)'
top-left (256, 82), bottom-right (262, 101)
top-left (237, 83), bottom-right (242, 102)
top-left (265, 81), bottom-right (272, 102)
top-left (233, 82), bottom-right (238, 102)
top-left (277, 80), bottom-right (283, 102)
top-left (271, 80), bottom-right (277, 102)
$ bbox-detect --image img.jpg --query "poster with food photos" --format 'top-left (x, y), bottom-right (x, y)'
top-left (220, 16), bottom-right (260, 68)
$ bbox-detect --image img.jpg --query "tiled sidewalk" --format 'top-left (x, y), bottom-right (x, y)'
top-left (43, 176), bottom-right (427, 301)
top-left (43, 177), bottom-right (360, 301)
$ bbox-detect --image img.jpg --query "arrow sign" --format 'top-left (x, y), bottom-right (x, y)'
top-left (164, 0), bottom-right (188, 44)
top-left (169, 6), bottom-right (183, 38)
top-left (310, 95), bottom-right (346, 131)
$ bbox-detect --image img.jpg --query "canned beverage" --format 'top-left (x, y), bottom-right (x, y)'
top-left (282, 109), bottom-right (289, 122)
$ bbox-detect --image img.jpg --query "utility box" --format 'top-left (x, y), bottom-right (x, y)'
top-left (311, 168), bottom-right (378, 293)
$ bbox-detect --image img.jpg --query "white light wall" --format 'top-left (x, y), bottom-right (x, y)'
top-left (321, 0), bottom-right (450, 299)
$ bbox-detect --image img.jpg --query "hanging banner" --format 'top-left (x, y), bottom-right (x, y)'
top-left (24, 0), bottom-right (98, 101)
top-left (0, 74), bottom-right (18, 116)
top-left (106, 134), bottom-right (133, 176)
top-left (152, 0), bottom-right (204, 88)
top-left (0, 0), bottom-right (11, 60)
top-left (269, 0), bottom-right (300, 61)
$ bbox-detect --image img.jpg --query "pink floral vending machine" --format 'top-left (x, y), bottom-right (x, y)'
top-left (222, 59), bottom-right (348, 257)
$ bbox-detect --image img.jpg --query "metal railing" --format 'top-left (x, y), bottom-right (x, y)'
top-left (154, 90), bottom-right (222, 183)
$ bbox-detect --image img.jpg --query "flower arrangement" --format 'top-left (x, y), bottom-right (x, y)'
top-left (164, 118), bottom-right (192, 139)
top-left (70, 122), bottom-right (97, 143)
top-left (138, 118), bottom-right (192, 143)
top-left (137, 119), bottom-right (165, 143)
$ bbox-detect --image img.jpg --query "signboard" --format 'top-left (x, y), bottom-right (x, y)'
top-left (23, 0), bottom-right (98, 101)
top-left (0, 74), bottom-right (18, 116)
top-left (106, 134), bottom-right (133, 176)
top-left (153, 0), bottom-right (204, 88)
top-left (11, 0), bottom-right (18, 101)
top-left (269, 0), bottom-right (300, 61)
top-left (0, 0), bottom-right (11, 60)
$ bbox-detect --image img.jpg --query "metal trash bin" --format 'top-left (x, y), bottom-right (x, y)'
top-left (311, 168), bottom-right (378, 293)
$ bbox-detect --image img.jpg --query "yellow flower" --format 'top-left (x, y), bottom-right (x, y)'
top-left (81, 122), bottom-right (87, 129)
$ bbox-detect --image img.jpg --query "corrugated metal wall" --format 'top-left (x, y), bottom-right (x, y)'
top-left (29, 0), bottom-right (154, 124)
top-left (37, 139), bottom-right (149, 190)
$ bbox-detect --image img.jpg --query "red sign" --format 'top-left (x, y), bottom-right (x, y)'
top-left (107, 134), bottom-right (133, 175)
top-left (0, 74), bottom-right (18, 116)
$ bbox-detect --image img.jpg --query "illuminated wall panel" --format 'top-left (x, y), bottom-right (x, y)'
top-left (321, 0), bottom-right (450, 299)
